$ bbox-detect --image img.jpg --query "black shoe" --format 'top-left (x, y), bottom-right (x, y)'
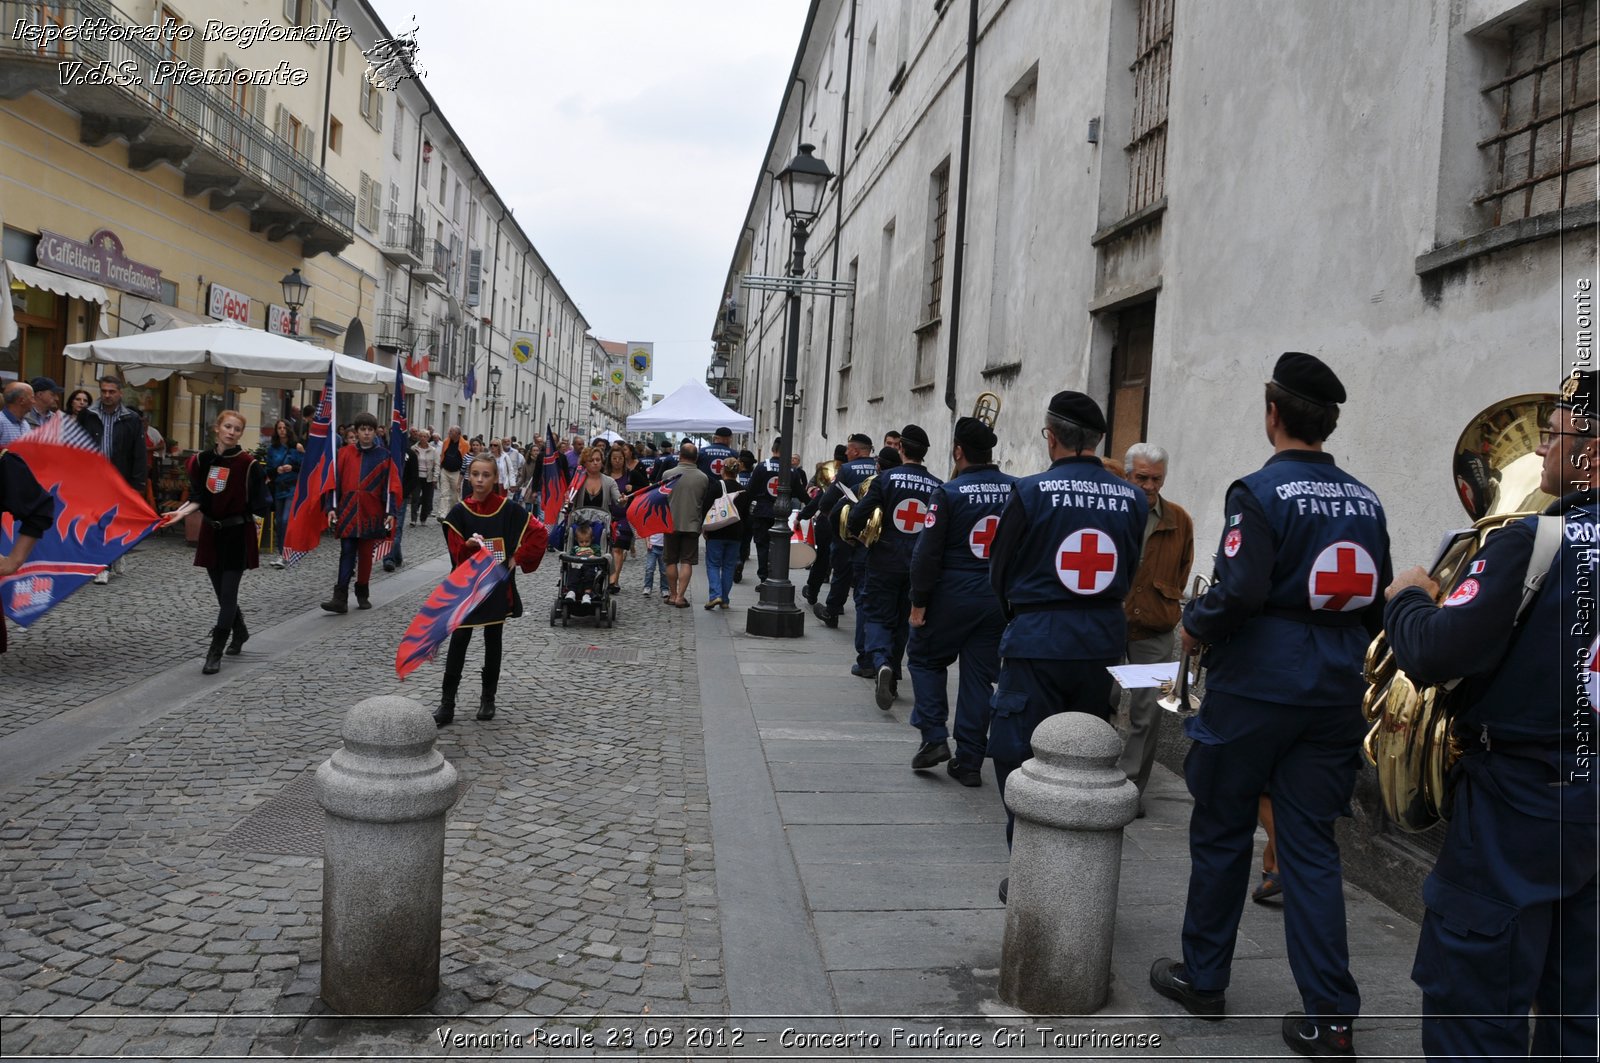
top-left (434, 682), bottom-right (458, 728)
top-left (998, 877), bottom-right (1008, 904)
top-left (850, 664), bottom-right (874, 679)
top-left (912, 741), bottom-right (951, 770)
top-left (201, 627), bottom-right (228, 675)
top-left (814, 603), bottom-right (838, 628)
top-left (801, 584), bottom-right (817, 604)
top-left (1282, 1013), bottom-right (1354, 1057)
top-left (947, 758), bottom-right (982, 787)
top-left (874, 666), bottom-right (895, 710)
top-left (476, 697), bottom-right (496, 721)
top-left (382, 560), bottom-right (396, 573)
top-left (320, 584), bottom-right (349, 614)
top-left (1149, 958), bottom-right (1225, 1020)
top-left (733, 566), bottom-right (744, 583)
top-left (225, 612), bottom-right (248, 655)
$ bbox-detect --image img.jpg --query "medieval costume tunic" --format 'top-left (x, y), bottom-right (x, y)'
top-left (434, 489), bottom-right (547, 726)
top-left (188, 446), bottom-right (271, 571)
top-left (0, 449), bottom-right (56, 654)
top-left (329, 440), bottom-right (402, 541)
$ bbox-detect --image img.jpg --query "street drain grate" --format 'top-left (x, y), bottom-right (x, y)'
top-left (216, 768), bottom-right (473, 858)
top-left (557, 645), bottom-right (641, 663)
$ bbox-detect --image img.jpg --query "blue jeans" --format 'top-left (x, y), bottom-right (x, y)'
top-left (272, 495), bottom-right (292, 552)
top-left (643, 546), bottom-right (665, 591)
top-left (705, 539), bottom-right (739, 603)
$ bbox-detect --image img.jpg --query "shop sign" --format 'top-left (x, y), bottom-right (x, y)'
top-left (36, 229), bottom-right (162, 298)
top-left (207, 283), bottom-right (252, 324)
top-left (267, 304), bottom-right (302, 336)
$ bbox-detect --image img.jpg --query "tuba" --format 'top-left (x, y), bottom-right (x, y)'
top-left (973, 390), bottom-right (1001, 429)
top-left (813, 459), bottom-right (840, 491)
top-left (838, 474), bottom-right (882, 546)
top-left (1361, 393), bottom-right (1557, 832)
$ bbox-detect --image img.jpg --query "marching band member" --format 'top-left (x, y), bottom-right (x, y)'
top-left (813, 434), bottom-right (877, 630)
top-left (906, 416), bottom-right (1014, 784)
top-left (850, 424), bottom-right (942, 710)
top-left (1382, 370), bottom-right (1597, 1063)
top-left (1149, 353), bottom-right (1390, 1060)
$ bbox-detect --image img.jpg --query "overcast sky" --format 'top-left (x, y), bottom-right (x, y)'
top-left (369, 0), bottom-right (809, 402)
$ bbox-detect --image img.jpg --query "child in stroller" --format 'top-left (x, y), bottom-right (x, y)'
top-left (551, 506), bottom-right (616, 627)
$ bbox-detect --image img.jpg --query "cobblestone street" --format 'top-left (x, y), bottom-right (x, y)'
top-left (0, 534), bottom-right (723, 1057)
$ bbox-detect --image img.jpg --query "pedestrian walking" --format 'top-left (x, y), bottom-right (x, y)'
top-left (264, 419), bottom-right (302, 567)
top-left (319, 411), bottom-right (402, 614)
top-left (411, 429), bottom-right (438, 525)
top-left (702, 458), bottom-right (750, 609)
top-left (438, 426), bottom-right (465, 517)
top-left (660, 442), bottom-right (709, 607)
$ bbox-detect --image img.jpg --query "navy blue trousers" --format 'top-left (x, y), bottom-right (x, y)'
top-left (825, 535), bottom-right (858, 615)
top-left (991, 657), bottom-right (1115, 843)
top-left (908, 593), bottom-right (1004, 767)
top-left (1179, 689), bottom-right (1366, 1021)
top-left (1414, 755), bottom-right (1598, 1062)
top-left (861, 567), bottom-right (911, 678)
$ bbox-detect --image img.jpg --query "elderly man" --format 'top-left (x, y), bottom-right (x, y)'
top-left (1114, 443), bottom-right (1195, 818)
top-left (660, 442), bottom-right (709, 607)
top-left (24, 377), bottom-right (62, 432)
top-left (0, 381), bottom-right (34, 445)
top-left (79, 374), bottom-right (147, 584)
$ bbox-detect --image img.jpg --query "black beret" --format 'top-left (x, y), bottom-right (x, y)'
top-left (952, 415), bottom-right (997, 453)
top-left (715, 426), bottom-right (732, 437)
top-left (1047, 391), bottom-right (1107, 434)
top-left (876, 447), bottom-right (903, 469)
top-left (1558, 369), bottom-right (1598, 433)
top-left (1271, 351), bottom-right (1346, 406)
top-left (899, 423), bottom-right (930, 448)
top-left (848, 432), bottom-right (874, 447)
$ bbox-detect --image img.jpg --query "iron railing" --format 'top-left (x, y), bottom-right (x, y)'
top-left (374, 311), bottom-right (411, 349)
top-left (1, 0), bottom-right (355, 236)
top-left (382, 211), bottom-right (424, 260)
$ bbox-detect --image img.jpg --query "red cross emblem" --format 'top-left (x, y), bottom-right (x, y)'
top-left (766, 475), bottom-right (780, 497)
top-left (1056, 529), bottom-right (1118, 594)
top-left (206, 465), bottom-right (230, 494)
top-left (893, 498), bottom-right (929, 533)
top-left (710, 458), bottom-right (725, 476)
top-left (969, 515), bottom-right (1000, 559)
top-left (1307, 541), bottom-right (1378, 612)
top-left (1442, 578), bottom-right (1479, 608)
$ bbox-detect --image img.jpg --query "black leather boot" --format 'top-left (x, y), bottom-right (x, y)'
top-left (202, 627), bottom-right (228, 675)
top-left (476, 673), bottom-right (497, 721)
top-left (320, 584), bottom-right (349, 614)
top-left (226, 611), bottom-right (248, 655)
top-left (434, 678), bottom-right (458, 728)
top-left (354, 582), bottom-right (372, 609)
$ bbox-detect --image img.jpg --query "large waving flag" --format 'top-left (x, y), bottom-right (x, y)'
top-left (371, 359), bottom-right (408, 567)
top-left (626, 480), bottom-right (675, 538)
top-left (539, 424), bottom-right (567, 525)
top-left (395, 550), bottom-right (509, 678)
top-left (463, 359), bottom-right (477, 401)
top-left (0, 436), bottom-right (162, 628)
top-left (281, 367), bottom-right (336, 568)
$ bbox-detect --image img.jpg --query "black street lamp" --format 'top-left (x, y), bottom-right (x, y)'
top-left (279, 268), bottom-right (310, 337)
top-left (747, 143), bottom-right (832, 639)
top-left (487, 363), bottom-right (503, 439)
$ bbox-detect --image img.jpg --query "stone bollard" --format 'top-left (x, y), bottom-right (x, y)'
top-left (999, 711), bottom-right (1139, 1014)
top-left (317, 695), bottom-right (459, 1013)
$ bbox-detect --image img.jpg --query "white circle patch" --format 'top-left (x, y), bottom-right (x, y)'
top-left (969, 515), bottom-right (1000, 559)
top-left (1306, 541), bottom-right (1379, 612)
top-left (1442, 578), bottom-right (1480, 608)
top-left (1056, 529), bottom-right (1119, 595)
top-left (892, 498), bottom-right (929, 534)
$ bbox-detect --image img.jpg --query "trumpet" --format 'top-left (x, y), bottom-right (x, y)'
top-left (1157, 574), bottom-right (1212, 714)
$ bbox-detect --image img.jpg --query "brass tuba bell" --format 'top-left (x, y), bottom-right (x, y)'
top-left (1361, 393), bottom-right (1557, 833)
top-left (813, 459), bottom-right (840, 491)
top-left (837, 473), bottom-right (883, 547)
top-left (973, 390), bottom-right (1001, 429)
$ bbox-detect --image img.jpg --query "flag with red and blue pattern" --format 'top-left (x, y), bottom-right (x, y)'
top-left (371, 358), bottom-right (408, 567)
top-left (0, 436), bottom-right (162, 627)
top-left (626, 480), bottom-right (675, 538)
top-left (395, 550), bottom-right (509, 678)
top-left (540, 424), bottom-right (567, 526)
top-left (280, 366), bottom-right (336, 568)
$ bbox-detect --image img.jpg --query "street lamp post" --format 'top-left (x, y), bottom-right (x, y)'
top-left (747, 143), bottom-right (832, 639)
top-left (487, 363), bottom-right (502, 439)
top-left (279, 268), bottom-right (310, 337)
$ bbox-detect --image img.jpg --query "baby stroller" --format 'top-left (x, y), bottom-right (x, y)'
top-left (549, 506), bottom-right (617, 628)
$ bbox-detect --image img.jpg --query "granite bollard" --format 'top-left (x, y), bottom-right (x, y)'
top-left (317, 695), bottom-right (459, 1013)
top-left (999, 711), bottom-right (1139, 1014)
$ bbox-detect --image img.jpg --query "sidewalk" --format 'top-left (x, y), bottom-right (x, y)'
top-left (697, 575), bottom-right (1425, 1060)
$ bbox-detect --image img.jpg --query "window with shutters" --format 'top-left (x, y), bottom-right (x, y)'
top-left (1126, 0), bottom-right (1173, 214)
top-left (452, 181), bottom-right (463, 224)
top-left (358, 173), bottom-right (373, 232)
top-left (393, 103), bottom-right (405, 158)
top-left (913, 161), bottom-right (949, 388)
top-left (367, 179), bottom-right (382, 231)
top-left (1480, 0), bottom-right (1597, 226)
top-left (157, 6), bottom-right (203, 125)
top-left (1106, 301), bottom-right (1155, 461)
top-left (283, 0), bottom-right (318, 28)
top-left (439, 163), bottom-right (449, 205)
top-left (467, 249), bottom-right (482, 307)
top-left (359, 76), bottom-right (383, 132)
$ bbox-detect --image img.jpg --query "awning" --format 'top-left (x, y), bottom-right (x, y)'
top-left (1, 260), bottom-right (113, 344)
top-left (118, 295), bottom-right (211, 335)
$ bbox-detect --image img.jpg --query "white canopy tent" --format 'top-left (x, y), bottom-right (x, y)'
top-left (626, 380), bottom-right (751, 434)
top-left (63, 319), bottom-right (429, 394)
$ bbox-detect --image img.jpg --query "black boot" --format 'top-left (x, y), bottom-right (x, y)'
top-left (354, 582), bottom-right (372, 609)
top-left (226, 611), bottom-right (248, 655)
top-left (320, 584), bottom-right (349, 614)
top-left (202, 627), bottom-right (228, 675)
top-left (434, 679), bottom-right (458, 728)
top-left (476, 674), bottom-right (497, 721)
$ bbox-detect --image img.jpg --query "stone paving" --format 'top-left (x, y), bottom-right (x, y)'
top-left (0, 534), bottom-right (724, 1057)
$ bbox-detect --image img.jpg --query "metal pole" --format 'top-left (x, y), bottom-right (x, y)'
top-left (745, 220), bottom-right (808, 639)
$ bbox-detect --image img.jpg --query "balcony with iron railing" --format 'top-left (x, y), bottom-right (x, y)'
top-left (0, 0), bottom-right (355, 256)
top-left (380, 211), bottom-right (424, 268)
top-left (413, 239), bottom-right (449, 284)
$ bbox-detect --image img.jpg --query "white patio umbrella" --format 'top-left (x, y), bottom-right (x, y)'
top-left (63, 319), bottom-right (428, 394)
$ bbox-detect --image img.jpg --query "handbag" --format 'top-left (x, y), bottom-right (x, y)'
top-left (703, 483), bottom-right (742, 531)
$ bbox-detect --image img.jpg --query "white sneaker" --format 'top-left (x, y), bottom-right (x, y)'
top-left (564, 590), bottom-right (576, 602)
top-left (643, 587), bottom-right (653, 597)
top-left (93, 570), bottom-right (110, 585)
top-left (581, 593), bottom-right (592, 605)
top-left (269, 558), bottom-right (285, 569)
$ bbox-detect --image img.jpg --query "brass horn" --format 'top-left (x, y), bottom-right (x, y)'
top-left (838, 473), bottom-right (882, 547)
top-left (973, 390), bottom-right (1001, 429)
top-left (1158, 575), bottom-right (1211, 714)
top-left (1361, 393), bottom-right (1557, 832)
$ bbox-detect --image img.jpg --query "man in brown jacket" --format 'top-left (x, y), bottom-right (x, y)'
top-left (1116, 443), bottom-right (1194, 816)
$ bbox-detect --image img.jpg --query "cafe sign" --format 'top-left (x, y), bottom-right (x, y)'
top-left (37, 229), bottom-right (162, 298)
top-left (208, 283), bottom-right (252, 324)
